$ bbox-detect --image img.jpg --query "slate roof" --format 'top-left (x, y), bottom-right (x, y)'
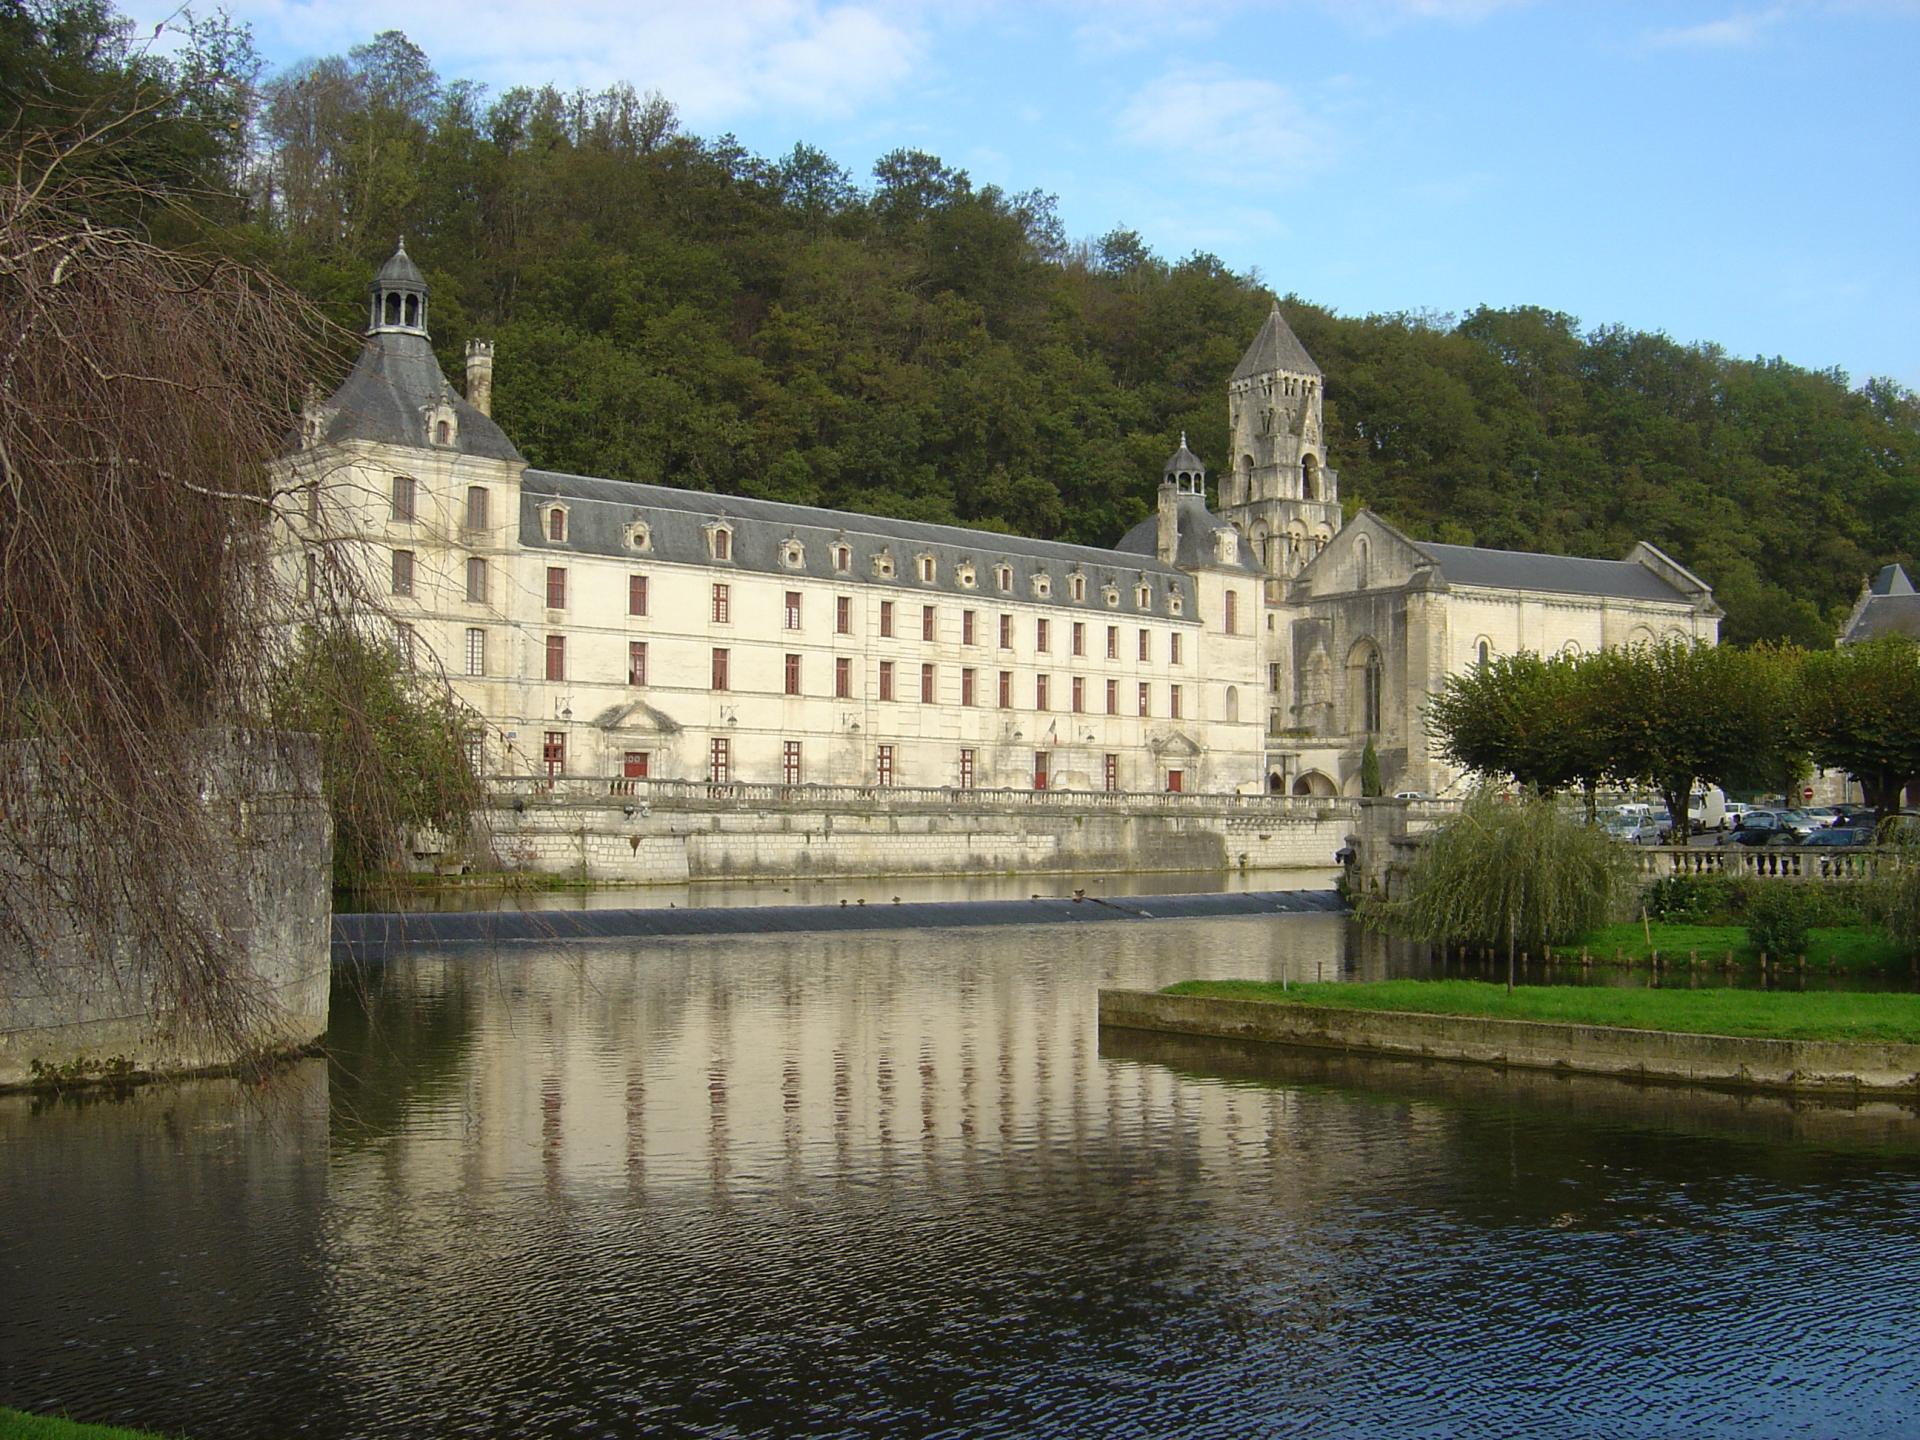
top-left (1232, 302), bottom-right (1321, 381)
top-left (1412, 541), bottom-right (1694, 602)
top-left (317, 332), bottom-right (523, 463)
top-left (1114, 493), bottom-right (1265, 575)
top-left (1842, 565), bottom-right (1920, 642)
top-left (373, 242), bottom-right (426, 289)
top-left (1869, 563), bottom-right (1917, 597)
top-left (521, 470), bottom-right (1203, 620)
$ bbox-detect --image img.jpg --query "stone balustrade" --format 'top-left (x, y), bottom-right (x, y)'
top-left (1634, 845), bottom-right (1898, 883)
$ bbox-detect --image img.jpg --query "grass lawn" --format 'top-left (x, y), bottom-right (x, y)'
top-left (1163, 979), bottom-right (1920, 1044)
top-left (1544, 922), bottom-right (1911, 971)
top-left (0, 1411), bottom-right (175, 1440)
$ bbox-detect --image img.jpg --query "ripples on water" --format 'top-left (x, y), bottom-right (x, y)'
top-left (3, 914), bottom-right (1920, 1439)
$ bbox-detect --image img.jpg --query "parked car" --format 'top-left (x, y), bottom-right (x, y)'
top-left (1800, 806), bottom-right (1842, 828)
top-left (1802, 827), bottom-right (1875, 848)
top-left (1723, 801), bottom-right (1754, 827)
top-left (1602, 815), bottom-right (1661, 845)
top-left (1725, 808), bottom-right (1817, 842)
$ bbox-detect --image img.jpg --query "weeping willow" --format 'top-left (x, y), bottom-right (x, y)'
top-left (1361, 788), bottom-right (1632, 986)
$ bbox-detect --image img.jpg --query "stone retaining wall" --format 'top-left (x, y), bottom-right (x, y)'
top-left (1097, 989), bottom-right (1920, 1096)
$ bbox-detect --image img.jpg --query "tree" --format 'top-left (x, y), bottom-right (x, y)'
top-left (1425, 650), bottom-right (1616, 807)
top-left (1797, 637), bottom-right (1920, 812)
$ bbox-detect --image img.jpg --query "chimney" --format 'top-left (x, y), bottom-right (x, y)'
top-left (464, 339), bottom-right (495, 418)
top-left (1156, 478), bottom-right (1178, 564)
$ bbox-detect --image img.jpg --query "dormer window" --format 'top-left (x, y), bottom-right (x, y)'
top-left (1103, 583), bottom-right (1120, 609)
top-left (1136, 584), bottom-right (1152, 609)
top-left (873, 551), bottom-right (896, 580)
top-left (1031, 574), bottom-right (1051, 600)
top-left (435, 420), bottom-right (451, 444)
top-left (625, 520), bottom-right (652, 552)
top-left (956, 562), bottom-right (976, 590)
top-left (423, 400), bottom-right (457, 448)
top-left (707, 523), bottom-right (734, 561)
top-left (1069, 573), bottom-right (1086, 602)
top-left (783, 538), bottom-right (806, 569)
top-left (995, 564), bottom-right (1013, 593)
top-left (545, 506), bottom-right (568, 543)
top-left (1168, 587), bottom-right (1184, 616)
top-left (833, 544), bottom-right (851, 573)
top-left (917, 553), bottom-right (936, 583)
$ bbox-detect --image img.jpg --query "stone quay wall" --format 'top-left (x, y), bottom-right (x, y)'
top-left (0, 731), bottom-right (332, 1089)
top-left (482, 778), bottom-right (1363, 884)
top-left (1098, 989), bottom-right (1920, 1096)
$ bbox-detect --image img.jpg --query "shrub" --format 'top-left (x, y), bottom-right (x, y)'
top-left (1361, 787), bottom-right (1632, 958)
top-left (1747, 886), bottom-right (1818, 959)
top-left (1865, 839), bottom-right (1920, 960)
top-left (1642, 874), bottom-right (1736, 924)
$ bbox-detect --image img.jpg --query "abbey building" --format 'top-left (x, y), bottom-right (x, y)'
top-left (284, 247), bottom-right (1720, 798)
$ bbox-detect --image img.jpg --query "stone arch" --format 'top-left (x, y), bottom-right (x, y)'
top-left (1292, 770), bottom-right (1337, 798)
top-left (1354, 535), bottom-right (1371, 589)
top-left (1628, 624), bottom-right (1657, 649)
top-left (1474, 635), bottom-right (1494, 669)
top-left (1561, 639), bottom-right (1582, 658)
top-left (1302, 452), bottom-right (1322, 500)
top-left (1238, 453), bottom-right (1254, 504)
top-left (1224, 685), bottom-right (1240, 722)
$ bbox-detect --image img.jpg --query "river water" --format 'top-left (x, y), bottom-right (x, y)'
top-left (4, 911), bottom-right (1920, 1438)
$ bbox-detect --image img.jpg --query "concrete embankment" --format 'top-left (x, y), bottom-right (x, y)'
top-left (1098, 989), bottom-right (1920, 1097)
top-left (333, 888), bottom-right (1345, 961)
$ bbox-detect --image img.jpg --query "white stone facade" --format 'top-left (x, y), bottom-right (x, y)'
top-left (283, 249), bottom-right (1719, 801)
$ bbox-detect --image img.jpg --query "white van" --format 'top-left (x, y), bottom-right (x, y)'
top-left (1688, 787), bottom-right (1727, 832)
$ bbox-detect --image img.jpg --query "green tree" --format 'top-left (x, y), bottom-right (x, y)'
top-left (1796, 636), bottom-right (1920, 812)
top-left (1425, 650), bottom-right (1616, 807)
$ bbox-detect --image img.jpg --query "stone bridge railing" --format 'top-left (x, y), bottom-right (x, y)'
top-left (1633, 845), bottom-right (1900, 883)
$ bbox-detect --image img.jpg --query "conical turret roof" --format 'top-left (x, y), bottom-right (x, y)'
top-left (1163, 432), bottom-right (1205, 478)
top-left (374, 239), bottom-right (426, 289)
top-left (1232, 300), bottom-right (1320, 380)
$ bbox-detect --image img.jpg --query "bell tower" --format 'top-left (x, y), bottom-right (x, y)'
top-left (368, 239), bottom-right (429, 337)
top-left (1219, 301), bottom-right (1342, 576)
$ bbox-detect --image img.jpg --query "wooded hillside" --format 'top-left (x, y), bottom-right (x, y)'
top-left (11, 9), bottom-right (1916, 646)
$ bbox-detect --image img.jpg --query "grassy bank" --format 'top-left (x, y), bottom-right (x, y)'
top-left (0, 1410), bottom-right (175, 1440)
top-left (1164, 979), bottom-right (1920, 1044)
top-left (1540, 922), bottom-right (1911, 971)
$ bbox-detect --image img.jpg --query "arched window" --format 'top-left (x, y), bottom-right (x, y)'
top-left (1355, 536), bottom-right (1370, 589)
top-left (404, 294), bottom-right (419, 327)
top-left (1302, 453), bottom-right (1321, 501)
top-left (1348, 640), bottom-right (1383, 735)
top-left (1476, 638), bottom-right (1492, 670)
top-left (1224, 685), bottom-right (1240, 722)
top-left (434, 419), bottom-right (450, 444)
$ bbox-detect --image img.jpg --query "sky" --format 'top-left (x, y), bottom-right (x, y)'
top-left (134, 0), bottom-right (1920, 389)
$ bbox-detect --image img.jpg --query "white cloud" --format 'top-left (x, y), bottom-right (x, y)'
top-left (1646, 5), bottom-right (1790, 48)
top-left (1116, 68), bottom-right (1331, 186)
top-left (136, 0), bottom-right (929, 125)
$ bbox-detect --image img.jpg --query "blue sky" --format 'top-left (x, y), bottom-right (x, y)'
top-left (142, 0), bottom-right (1920, 388)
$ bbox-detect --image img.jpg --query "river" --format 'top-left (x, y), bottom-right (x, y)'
top-left (4, 909), bottom-right (1919, 1438)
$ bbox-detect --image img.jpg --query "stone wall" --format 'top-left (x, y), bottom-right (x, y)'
top-left (483, 779), bottom-right (1359, 883)
top-left (0, 731), bottom-right (332, 1089)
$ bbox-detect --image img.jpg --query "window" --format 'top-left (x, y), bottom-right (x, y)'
top-left (1036, 618), bottom-right (1050, 653)
top-left (1035, 674), bottom-right (1049, 711)
top-left (629, 641), bottom-right (648, 686)
top-left (1105, 678), bottom-right (1118, 715)
top-left (1104, 754), bottom-right (1118, 793)
top-left (785, 591), bottom-right (802, 630)
top-left (1166, 769), bottom-right (1184, 794)
top-left (1033, 576), bottom-right (1051, 600)
top-left (837, 596), bottom-right (852, 634)
top-left (783, 542), bottom-right (803, 569)
top-left (1072, 622), bottom-right (1085, 657)
top-left (1138, 629), bottom-right (1150, 662)
top-left (963, 610), bottom-right (977, 645)
top-left (961, 667), bottom-right (976, 706)
top-left (547, 508), bottom-right (567, 542)
top-left (836, 656), bottom-right (852, 698)
top-left (709, 737), bottom-right (731, 784)
top-left (393, 622), bottom-right (415, 667)
top-left (1170, 684), bottom-right (1183, 719)
top-left (1138, 682), bottom-right (1150, 717)
top-left (391, 475), bottom-right (415, 522)
top-left (390, 549), bottom-right (414, 596)
top-left (876, 744), bottom-right (895, 786)
top-left (545, 635), bottom-right (565, 682)
top-left (712, 527), bottom-right (731, 561)
top-left (1071, 676), bottom-right (1085, 713)
top-left (712, 583), bottom-right (730, 623)
top-left (1364, 651), bottom-right (1383, 733)
top-left (958, 749), bottom-right (975, 790)
top-left (464, 486), bottom-right (488, 530)
top-left (1106, 626), bottom-right (1118, 660)
top-left (543, 731), bottom-right (565, 779)
top-left (995, 565), bottom-right (1012, 593)
top-left (998, 670), bottom-right (1012, 708)
top-left (880, 600), bottom-right (895, 638)
top-left (1032, 751), bottom-right (1050, 791)
top-left (919, 554), bottom-right (936, 583)
top-left (785, 653), bottom-right (802, 695)
top-left (921, 662), bottom-right (936, 703)
top-left (922, 604), bottom-right (936, 642)
top-left (1136, 585), bottom-right (1151, 608)
top-left (434, 420), bottom-right (450, 445)
top-left (627, 521), bottom-right (652, 552)
top-left (873, 553), bottom-right (895, 579)
top-left (1070, 574), bottom-right (1086, 602)
top-left (1269, 662), bottom-right (1282, 693)
top-left (833, 545), bottom-right (851, 573)
top-left (1171, 633), bottom-right (1183, 665)
top-left (465, 628), bottom-right (485, 677)
top-left (1225, 590), bottom-right (1240, 634)
top-left (711, 648), bottom-right (730, 691)
top-left (464, 737), bottom-right (484, 775)
top-left (879, 660), bottom-right (895, 701)
top-left (465, 557), bottom-right (487, 604)
top-left (546, 566), bottom-right (566, 610)
top-left (623, 751), bottom-right (650, 779)
top-left (1169, 587), bottom-right (1184, 616)
top-left (782, 741), bottom-right (802, 785)
top-left (999, 614), bottom-right (1012, 649)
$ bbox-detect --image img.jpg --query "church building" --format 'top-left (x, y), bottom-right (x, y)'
top-left (283, 247), bottom-right (1720, 799)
